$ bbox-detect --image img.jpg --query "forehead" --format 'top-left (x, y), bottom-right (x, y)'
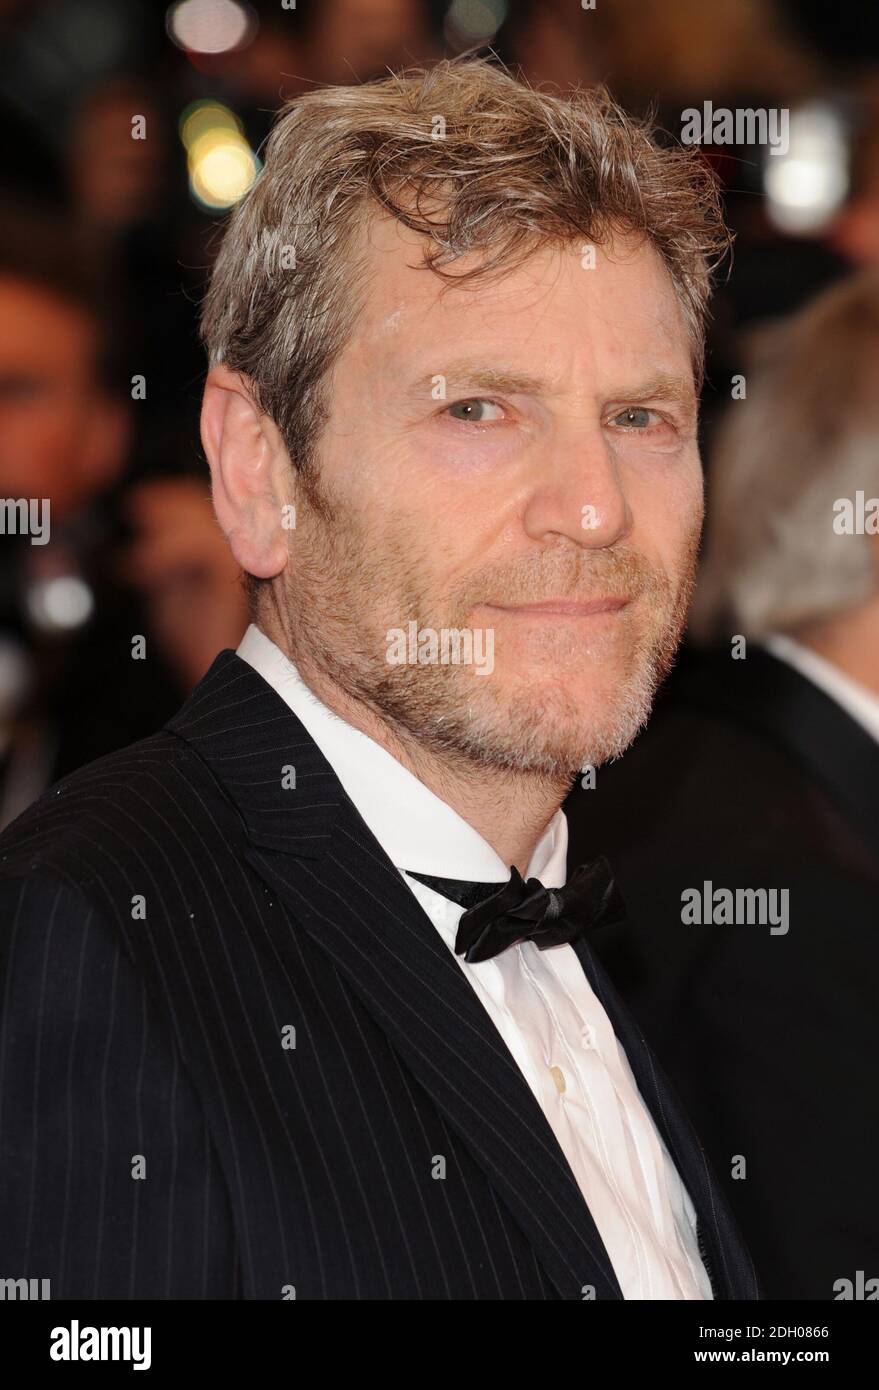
top-left (344, 212), bottom-right (693, 387)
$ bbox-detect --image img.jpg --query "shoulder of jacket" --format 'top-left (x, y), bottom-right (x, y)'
top-left (0, 727), bottom-right (231, 893)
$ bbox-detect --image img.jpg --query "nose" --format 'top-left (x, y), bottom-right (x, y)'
top-left (520, 422), bottom-right (633, 550)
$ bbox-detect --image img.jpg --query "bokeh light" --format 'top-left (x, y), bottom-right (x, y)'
top-left (166, 0), bottom-right (256, 56)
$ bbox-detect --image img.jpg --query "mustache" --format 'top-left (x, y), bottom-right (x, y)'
top-left (452, 546), bottom-right (671, 611)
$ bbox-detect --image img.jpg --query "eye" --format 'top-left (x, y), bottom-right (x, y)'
top-left (0, 376), bottom-right (48, 403)
top-left (446, 398), bottom-right (505, 424)
top-left (610, 407), bottom-right (654, 429)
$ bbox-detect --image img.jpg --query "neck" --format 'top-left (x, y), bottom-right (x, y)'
top-left (262, 622), bottom-right (571, 875)
top-left (792, 591), bottom-right (879, 697)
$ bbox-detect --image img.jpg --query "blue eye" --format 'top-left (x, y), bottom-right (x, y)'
top-left (612, 407), bottom-right (653, 428)
top-left (447, 399), bottom-right (504, 423)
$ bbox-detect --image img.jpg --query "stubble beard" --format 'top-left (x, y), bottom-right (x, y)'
top-left (276, 469), bottom-right (701, 779)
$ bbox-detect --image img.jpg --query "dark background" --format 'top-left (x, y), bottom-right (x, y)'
top-left (1, 0), bottom-right (878, 819)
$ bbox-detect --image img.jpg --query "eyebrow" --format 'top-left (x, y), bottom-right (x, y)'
top-left (405, 362), bottom-right (547, 401)
top-left (404, 360), bottom-right (697, 411)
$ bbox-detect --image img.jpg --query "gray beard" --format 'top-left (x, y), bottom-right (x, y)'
top-left (269, 476), bottom-right (699, 779)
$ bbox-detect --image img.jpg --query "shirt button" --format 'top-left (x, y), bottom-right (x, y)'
top-left (580, 1024), bottom-right (595, 1050)
top-left (549, 1065), bottom-right (566, 1094)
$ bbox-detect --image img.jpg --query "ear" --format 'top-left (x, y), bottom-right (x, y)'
top-left (200, 364), bottom-right (292, 580)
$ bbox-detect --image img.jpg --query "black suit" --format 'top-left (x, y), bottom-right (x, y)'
top-left (565, 644), bottom-right (879, 1300)
top-left (0, 649), bottom-right (758, 1299)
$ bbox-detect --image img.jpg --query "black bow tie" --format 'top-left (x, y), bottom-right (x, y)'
top-left (407, 857), bottom-right (626, 964)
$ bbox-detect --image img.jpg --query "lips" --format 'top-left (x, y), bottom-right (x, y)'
top-left (481, 597), bottom-right (630, 617)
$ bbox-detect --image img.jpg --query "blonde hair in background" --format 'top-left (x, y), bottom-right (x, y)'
top-left (198, 56), bottom-right (729, 611)
top-left (690, 271), bottom-right (879, 643)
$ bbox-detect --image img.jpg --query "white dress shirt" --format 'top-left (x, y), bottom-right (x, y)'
top-left (237, 623), bottom-right (712, 1300)
top-left (763, 632), bottom-right (879, 746)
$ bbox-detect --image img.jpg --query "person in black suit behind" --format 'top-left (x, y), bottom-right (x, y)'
top-left (565, 272), bottom-right (879, 1300)
top-left (0, 59), bottom-right (758, 1300)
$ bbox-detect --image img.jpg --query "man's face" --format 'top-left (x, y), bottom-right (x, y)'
top-left (0, 277), bottom-right (122, 521)
top-left (280, 218), bottom-right (703, 776)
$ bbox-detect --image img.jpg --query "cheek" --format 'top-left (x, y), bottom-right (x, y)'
top-left (629, 457), bottom-right (704, 561)
top-left (357, 434), bottom-right (507, 561)
top-left (668, 458), bottom-right (704, 525)
top-left (401, 398), bottom-right (532, 489)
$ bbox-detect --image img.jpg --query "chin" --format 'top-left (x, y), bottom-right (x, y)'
top-left (451, 662), bottom-right (655, 776)
top-left (507, 645), bottom-right (647, 712)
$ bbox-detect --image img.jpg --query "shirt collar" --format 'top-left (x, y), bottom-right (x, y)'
top-left (236, 624), bottom-right (568, 886)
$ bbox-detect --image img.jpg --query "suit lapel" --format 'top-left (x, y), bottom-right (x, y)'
top-left (168, 650), bottom-right (623, 1300)
top-left (675, 646), bottom-right (879, 850)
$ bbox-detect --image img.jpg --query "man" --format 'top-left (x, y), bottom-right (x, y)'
top-left (0, 209), bottom-right (180, 823)
top-left (565, 272), bottom-right (879, 1299)
top-left (0, 59), bottom-right (757, 1300)
top-left (0, 209), bottom-right (247, 825)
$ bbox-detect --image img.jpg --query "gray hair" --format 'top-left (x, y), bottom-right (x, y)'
top-left (689, 271), bottom-right (879, 642)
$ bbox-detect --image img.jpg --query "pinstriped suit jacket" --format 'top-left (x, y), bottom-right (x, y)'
top-left (0, 650), bottom-right (760, 1300)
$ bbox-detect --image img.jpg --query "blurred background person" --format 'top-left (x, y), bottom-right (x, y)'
top-left (564, 271), bottom-right (879, 1300)
top-left (0, 208), bottom-right (246, 827)
top-left (830, 84), bottom-right (879, 269)
top-left (505, 0), bottom-right (820, 109)
top-left (293, 0), bottom-right (438, 84)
